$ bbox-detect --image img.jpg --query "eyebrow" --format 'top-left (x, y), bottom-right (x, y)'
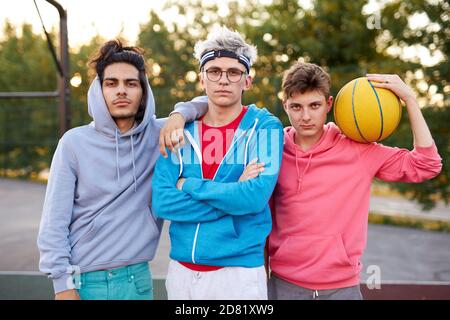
top-left (206, 66), bottom-right (245, 72)
top-left (103, 77), bottom-right (140, 82)
top-left (289, 100), bottom-right (323, 107)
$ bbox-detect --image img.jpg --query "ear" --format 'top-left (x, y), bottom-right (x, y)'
top-left (243, 75), bottom-right (253, 91)
top-left (199, 73), bottom-right (206, 91)
top-left (282, 100), bottom-right (288, 113)
top-left (326, 96), bottom-right (333, 113)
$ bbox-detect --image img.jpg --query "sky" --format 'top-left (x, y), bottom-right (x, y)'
top-left (1, 0), bottom-right (172, 47)
top-left (0, 0), bottom-right (272, 48)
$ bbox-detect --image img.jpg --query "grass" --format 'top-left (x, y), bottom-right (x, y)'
top-left (369, 211), bottom-right (450, 232)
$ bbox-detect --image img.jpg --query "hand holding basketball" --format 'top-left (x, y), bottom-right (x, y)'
top-left (366, 74), bottom-right (416, 103)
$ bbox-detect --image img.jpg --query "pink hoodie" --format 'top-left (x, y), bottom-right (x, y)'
top-left (269, 123), bottom-right (442, 290)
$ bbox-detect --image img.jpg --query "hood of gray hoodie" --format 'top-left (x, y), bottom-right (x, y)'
top-left (38, 75), bottom-right (164, 293)
top-left (87, 76), bottom-right (156, 190)
top-left (87, 76), bottom-right (155, 137)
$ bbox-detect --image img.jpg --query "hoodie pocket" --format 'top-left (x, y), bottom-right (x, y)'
top-left (195, 216), bottom-right (239, 261)
top-left (145, 207), bottom-right (161, 237)
top-left (271, 234), bottom-right (357, 285)
top-left (71, 215), bottom-right (105, 249)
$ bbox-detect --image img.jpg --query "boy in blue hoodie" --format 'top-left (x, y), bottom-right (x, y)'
top-left (37, 40), bottom-right (207, 300)
top-left (152, 26), bottom-right (284, 299)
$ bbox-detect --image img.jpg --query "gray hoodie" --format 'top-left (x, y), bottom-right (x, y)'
top-left (37, 76), bottom-right (207, 293)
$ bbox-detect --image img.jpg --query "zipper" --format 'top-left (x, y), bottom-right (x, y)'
top-left (191, 223), bottom-right (200, 263)
top-left (183, 120), bottom-right (256, 263)
top-left (183, 129), bottom-right (204, 264)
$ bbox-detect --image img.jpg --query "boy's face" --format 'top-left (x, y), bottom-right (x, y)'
top-left (102, 62), bottom-right (143, 121)
top-left (200, 57), bottom-right (252, 108)
top-left (283, 90), bottom-right (333, 142)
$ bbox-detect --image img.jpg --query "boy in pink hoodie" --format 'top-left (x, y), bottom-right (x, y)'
top-left (266, 62), bottom-right (442, 300)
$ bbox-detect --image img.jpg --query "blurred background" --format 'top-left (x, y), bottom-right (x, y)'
top-left (0, 0), bottom-right (448, 299)
top-left (0, 0), bottom-right (448, 209)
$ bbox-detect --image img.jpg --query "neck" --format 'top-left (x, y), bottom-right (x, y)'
top-left (203, 102), bottom-right (243, 127)
top-left (294, 129), bottom-right (324, 152)
top-left (115, 118), bottom-right (135, 133)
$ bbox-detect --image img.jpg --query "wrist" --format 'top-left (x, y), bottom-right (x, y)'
top-left (169, 111), bottom-right (185, 120)
top-left (404, 99), bottom-right (420, 112)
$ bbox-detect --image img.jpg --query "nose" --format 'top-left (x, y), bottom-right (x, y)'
top-left (218, 71), bottom-right (230, 85)
top-left (301, 108), bottom-right (311, 122)
top-left (116, 83), bottom-right (127, 96)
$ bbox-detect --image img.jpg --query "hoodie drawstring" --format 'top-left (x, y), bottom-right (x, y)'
top-left (115, 129), bottom-right (120, 183)
top-left (130, 135), bottom-right (137, 192)
top-left (296, 152), bottom-right (313, 194)
top-left (115, 129), bottom-right (137, 193)
top-left (313, 290), bottom-right (319, 299)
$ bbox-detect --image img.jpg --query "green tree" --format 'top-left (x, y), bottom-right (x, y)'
top-left (0, 22), bottom-right (58, 177)
top-left (378, 0), bottom-right (449, 209)
top-left (0, 0), bottom-right (447, 209)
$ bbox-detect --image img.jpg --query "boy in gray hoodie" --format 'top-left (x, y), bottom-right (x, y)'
top-left (37, 40), bottom-right (207, 300)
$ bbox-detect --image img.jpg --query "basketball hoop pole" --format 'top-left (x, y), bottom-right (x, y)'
top-left (45, 0), bottom-right (70, 136)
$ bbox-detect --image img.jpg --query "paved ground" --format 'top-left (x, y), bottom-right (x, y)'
top-left (0, 178), bottom-right (449, 283)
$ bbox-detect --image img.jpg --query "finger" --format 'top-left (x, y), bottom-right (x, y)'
top-left (173, 129), bottom-right (185, 149)
top-left (246, 169), bottom-right (260, 175)
top-left (248, 168), bottom-right (263, 176)
top-left (179, 132), bottom-right (185, 146)
top-left (169, 134), bottom-right (178, 151)
top-left (244, 165), bottom-right (259, 174)
top-left (370, 82), bottom-right (390, 89)
top-left (164, 133), bottom-right (175, 152)
top-left (245, 173), bottom-right (259, 180)
top-left (366, 73), bottom-right (394, 79)
top-left (159, 131), bottom-right (168, 158)
top-left (245, 158), bottom-right (259, 170)
top-left (366, 75), bottom-right (388, 83)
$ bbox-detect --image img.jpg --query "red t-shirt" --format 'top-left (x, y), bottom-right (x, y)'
top-left (179, 106), bottom-right (248, 272)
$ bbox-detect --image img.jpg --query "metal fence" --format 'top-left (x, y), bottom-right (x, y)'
top-left (0, 98), bottom-right (59, 178)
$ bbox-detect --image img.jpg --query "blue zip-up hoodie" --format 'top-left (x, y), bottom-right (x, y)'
top-left (152, 105), bottom-right (284, 268)
top-left (37, 76), bottom-right (207, 293)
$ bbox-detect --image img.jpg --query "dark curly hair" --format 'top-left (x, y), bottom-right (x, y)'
top-left (89, 40), bottom-right (148, 122)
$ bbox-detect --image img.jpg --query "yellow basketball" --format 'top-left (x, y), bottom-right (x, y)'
top-left (333, 77), bottom-right (402, 143)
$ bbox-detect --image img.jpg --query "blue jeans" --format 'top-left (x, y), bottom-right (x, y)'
top-left (76, 262), bottom-right (153, 300)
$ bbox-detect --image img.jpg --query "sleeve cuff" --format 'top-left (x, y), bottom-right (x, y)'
top-left (181, 177), bottom-right (201, 195)
top-left (413, 141), bottom-right (439, 157)
top-left (169, 109), bottom-right (184, 119)
top-left (170, 102), bottom-right (195, 121)
top-left (53, 274), bottom-right (75, 294)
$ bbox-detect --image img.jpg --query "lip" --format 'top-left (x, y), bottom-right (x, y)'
top-left (300, 125), bottom-right (315, 129)
top-left (113, 99), bottom-right (131, 106)
top-left (215, 90), bottom-right (232, 94)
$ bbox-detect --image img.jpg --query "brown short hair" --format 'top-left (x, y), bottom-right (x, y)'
top-left (281, 61), bottom-right (331, 101)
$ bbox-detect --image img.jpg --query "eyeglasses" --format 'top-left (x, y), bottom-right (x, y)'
top-left (203, 68), bottom-right (247, 83)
